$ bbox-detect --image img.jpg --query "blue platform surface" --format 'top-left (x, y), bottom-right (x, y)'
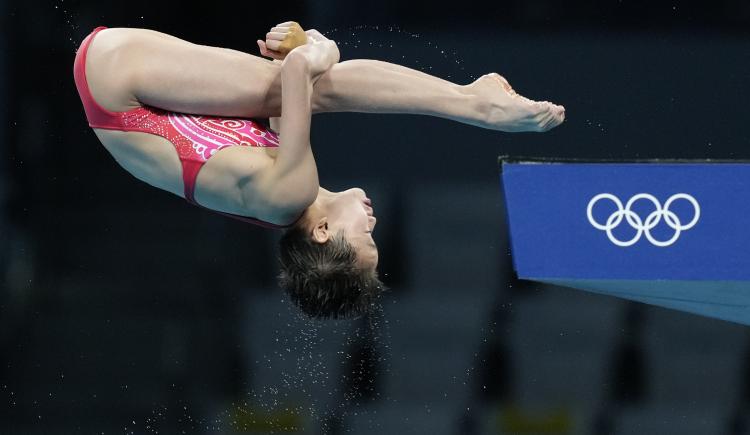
top-left (499, 157), bottom-right (750, 325)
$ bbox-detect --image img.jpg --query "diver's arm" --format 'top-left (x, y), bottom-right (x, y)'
top-left (251, 52), bottom-right (319, 211)
top-left (269, 59), bottom-right (283, 133)
top-left (269, 115), bottom-right (281, 133)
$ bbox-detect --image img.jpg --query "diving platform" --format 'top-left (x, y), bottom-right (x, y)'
top-left (499, 156), bottom-right (750, 325)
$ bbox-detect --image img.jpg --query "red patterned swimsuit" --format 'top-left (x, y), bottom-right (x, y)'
top-left (73, 26), bottom-right (302, 229)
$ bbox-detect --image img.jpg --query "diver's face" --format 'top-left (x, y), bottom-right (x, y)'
top-left (322, 188), bottom-right (379, 269)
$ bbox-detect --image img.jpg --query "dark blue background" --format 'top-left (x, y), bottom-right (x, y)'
top-left (4, 0), bottom-right (750, 433)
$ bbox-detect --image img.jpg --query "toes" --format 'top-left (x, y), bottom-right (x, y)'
top-left (535, 109), bottom-right (555, 132)
top-left (547, 105), bottom-right (566, 130)
top-left (533, 103), bottom-right (566, 132)
top-left (547, 103), bottom-right (565, 125)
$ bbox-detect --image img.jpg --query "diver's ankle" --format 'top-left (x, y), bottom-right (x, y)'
top-left (457, 83), bottom-right (489, 125)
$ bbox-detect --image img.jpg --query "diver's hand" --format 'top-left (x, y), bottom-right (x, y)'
top-left (284, 37), bottom-right (340, 81)
top-left (303, 29), bottom-right (331, 44)
top-left (257, 21), bottom-right (308, 61)
top-left (299, 29), bottom-right (340, 74)
top-left (257, 39), bottom-right (285, 60)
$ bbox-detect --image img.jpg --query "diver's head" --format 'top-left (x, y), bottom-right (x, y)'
top-left (278, 187), bottom-right (386, 319)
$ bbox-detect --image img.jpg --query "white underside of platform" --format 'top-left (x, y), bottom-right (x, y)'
top-left (539, 279), bottom-right (750, 325)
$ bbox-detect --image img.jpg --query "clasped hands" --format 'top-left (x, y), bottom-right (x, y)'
top-left (256, 21), bottom-right (339, 79)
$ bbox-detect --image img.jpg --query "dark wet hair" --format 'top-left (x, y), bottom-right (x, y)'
top-left (277, 221), bottom-right (387, 320)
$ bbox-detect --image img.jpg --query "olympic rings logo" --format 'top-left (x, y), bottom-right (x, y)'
top-left (586, 193), bottom-right (700, 247)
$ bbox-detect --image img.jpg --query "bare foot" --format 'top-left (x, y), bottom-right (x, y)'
top-left (465, 73), bottom-right (565, 132)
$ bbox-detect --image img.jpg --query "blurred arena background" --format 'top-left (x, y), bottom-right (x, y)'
top-left (3, 0), bottom-right (750, 433)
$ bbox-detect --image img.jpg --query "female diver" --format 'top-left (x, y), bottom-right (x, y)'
top-left (73, 22), bottom-right (566, 319)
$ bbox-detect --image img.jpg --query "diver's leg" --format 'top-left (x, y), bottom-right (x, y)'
top-left (310, 59), bottom-right (478, 123)
top-left (87, 27), bottom-right (281, 117)
top-left (92, 28), bottom-right (477, 124)
top-left (91, 28), bottom-right (562, 132)
top-left (310, 59), bottom-right (565, 132)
